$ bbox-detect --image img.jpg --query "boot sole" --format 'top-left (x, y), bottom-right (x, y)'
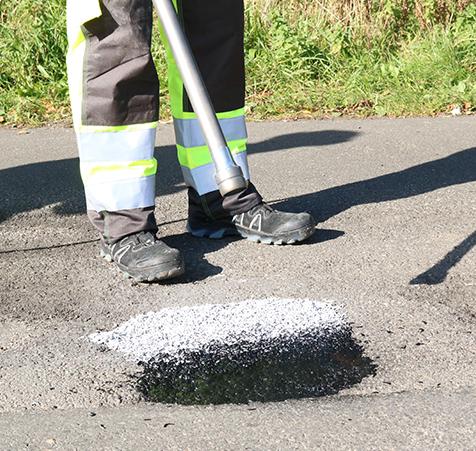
top-left (100, 249), bottom-right (185, 283)
top-left (187, 223), bottom-right (316, 245)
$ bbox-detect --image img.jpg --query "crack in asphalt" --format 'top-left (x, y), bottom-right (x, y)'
top-left (0, 238), bottom-right (100, 255)
top-left (0, 217), bottom-right (194, 255)
top-left (0, 200), bottom-right (289, 255)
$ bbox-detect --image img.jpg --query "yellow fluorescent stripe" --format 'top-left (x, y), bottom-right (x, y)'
top-left (177, 139), bottom-right (247, 169)
top-left (217, 108), bottom-right (246, 120)
top-left (81, 159), bottom-right (158, 182)
top-left (175, 108), bottom-right (246, 121)
top-left (79, 121), bottom-right (159, 134)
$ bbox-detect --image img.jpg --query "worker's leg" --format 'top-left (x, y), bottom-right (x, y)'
top-left (67, 0), bottom-right (183, 281)
top-left (163, 0), bottom-right (262, 220)
top-left (164, 0), bottom-right (316, 244)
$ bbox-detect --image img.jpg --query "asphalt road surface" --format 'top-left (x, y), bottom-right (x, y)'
top-left (0, 117), bottom-right (475, 450)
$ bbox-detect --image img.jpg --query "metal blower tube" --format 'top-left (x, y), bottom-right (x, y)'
top-left (152, 0), bottom-right (248, 196)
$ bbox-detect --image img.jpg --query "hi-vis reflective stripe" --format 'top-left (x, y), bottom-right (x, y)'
top-left (79, 122), bottom-right (158, 134)
top-left (81, 159), bottom-right (158, 183)
top-left (174, 107), bottom-right (246, 121)
top-left (67, 0), bottom-right (158, 213)
top-left (76, 123), bottom-right (158, 212)
top-left (174, 116), bottom-right (247, 149)
top-left (84, 176), bottom-right (156, 212)
top-left (181, 151), bottom-right (250, 195)
top-left (177, 139), bottom-right (247, 169)
top-left (78, 127), bottom-right (157, 162)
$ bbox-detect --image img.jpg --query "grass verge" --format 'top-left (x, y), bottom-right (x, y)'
top-left (1, 0), bottom-right (475, 126)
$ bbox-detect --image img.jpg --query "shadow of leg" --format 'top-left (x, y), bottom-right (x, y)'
top-left (160, 232), bottom-right (243, 283)
top-left (410, 230), bottom-right (476, 285)
top-left (270, 148), bottom-right (476, 222)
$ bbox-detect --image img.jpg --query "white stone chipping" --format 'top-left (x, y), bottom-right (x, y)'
top-left (89, 298), bottom-right (347, 362)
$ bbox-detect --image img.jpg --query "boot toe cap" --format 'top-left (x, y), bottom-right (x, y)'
top-left (275, 212), bottom-right (316, 234)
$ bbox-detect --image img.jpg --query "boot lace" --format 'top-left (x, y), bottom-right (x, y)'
top-left (250, 202), bottom-right (274, 217)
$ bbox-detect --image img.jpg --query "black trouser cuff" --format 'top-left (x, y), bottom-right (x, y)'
top-left (88, 207), bottom-right (158, 245)
top-left (188, 182), bottom-right (263, 221)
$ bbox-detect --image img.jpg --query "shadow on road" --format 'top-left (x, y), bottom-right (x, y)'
top-left (1, 133), bottom-right (474, 281)
top-left (0, 129), bottom-right (358, 224)
top-left (247, 130), bottom-right (359, 154)
top-left (410, 230), bottom-right (476, 285)
top-left (270, 147), bottom-right (476, 222)
top-left (159, 228), bottom-right (345, 284)
top-left (267, 147), bottom-right (475, 286)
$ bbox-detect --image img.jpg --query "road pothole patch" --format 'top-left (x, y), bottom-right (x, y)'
top-left (90, 298), bottom-right (376, 405)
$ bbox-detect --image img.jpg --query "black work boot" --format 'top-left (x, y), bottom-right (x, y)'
top-left (232, 203), bottom-right (316, 244)
top-left (100, 231), bottom-right (184, 282)
top-left (188, 202), bottom-right (316, 245)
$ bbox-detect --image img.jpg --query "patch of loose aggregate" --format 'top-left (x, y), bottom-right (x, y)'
top-left (90, 298), bottom-right (376, 405)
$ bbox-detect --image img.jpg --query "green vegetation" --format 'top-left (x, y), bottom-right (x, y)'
top-left (245, 0), bottom-right (476, 119)
top-left (1, 0), bottom-right (475, 125)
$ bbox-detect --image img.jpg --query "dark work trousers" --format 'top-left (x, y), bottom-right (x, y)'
top-left (66, 0), bottom-right (261, 243)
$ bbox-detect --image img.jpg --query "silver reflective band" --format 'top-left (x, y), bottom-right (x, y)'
top-left (84, 175), bottom-right (156, 212)
top-left (78, 128), bottom-right (156, 162)
top-left (174, 116), bottom-right (247, 149)
top-left (181, 151), bottom-right (250, 195)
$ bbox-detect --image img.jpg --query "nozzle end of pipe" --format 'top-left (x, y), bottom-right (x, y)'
top-left (215, 166), bottom-right (248, 196)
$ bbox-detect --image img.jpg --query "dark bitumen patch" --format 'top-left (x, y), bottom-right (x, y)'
top-left (137, 325), bottom-right (376, 405)
top-left (90, 298), bottom-right (376, 405)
